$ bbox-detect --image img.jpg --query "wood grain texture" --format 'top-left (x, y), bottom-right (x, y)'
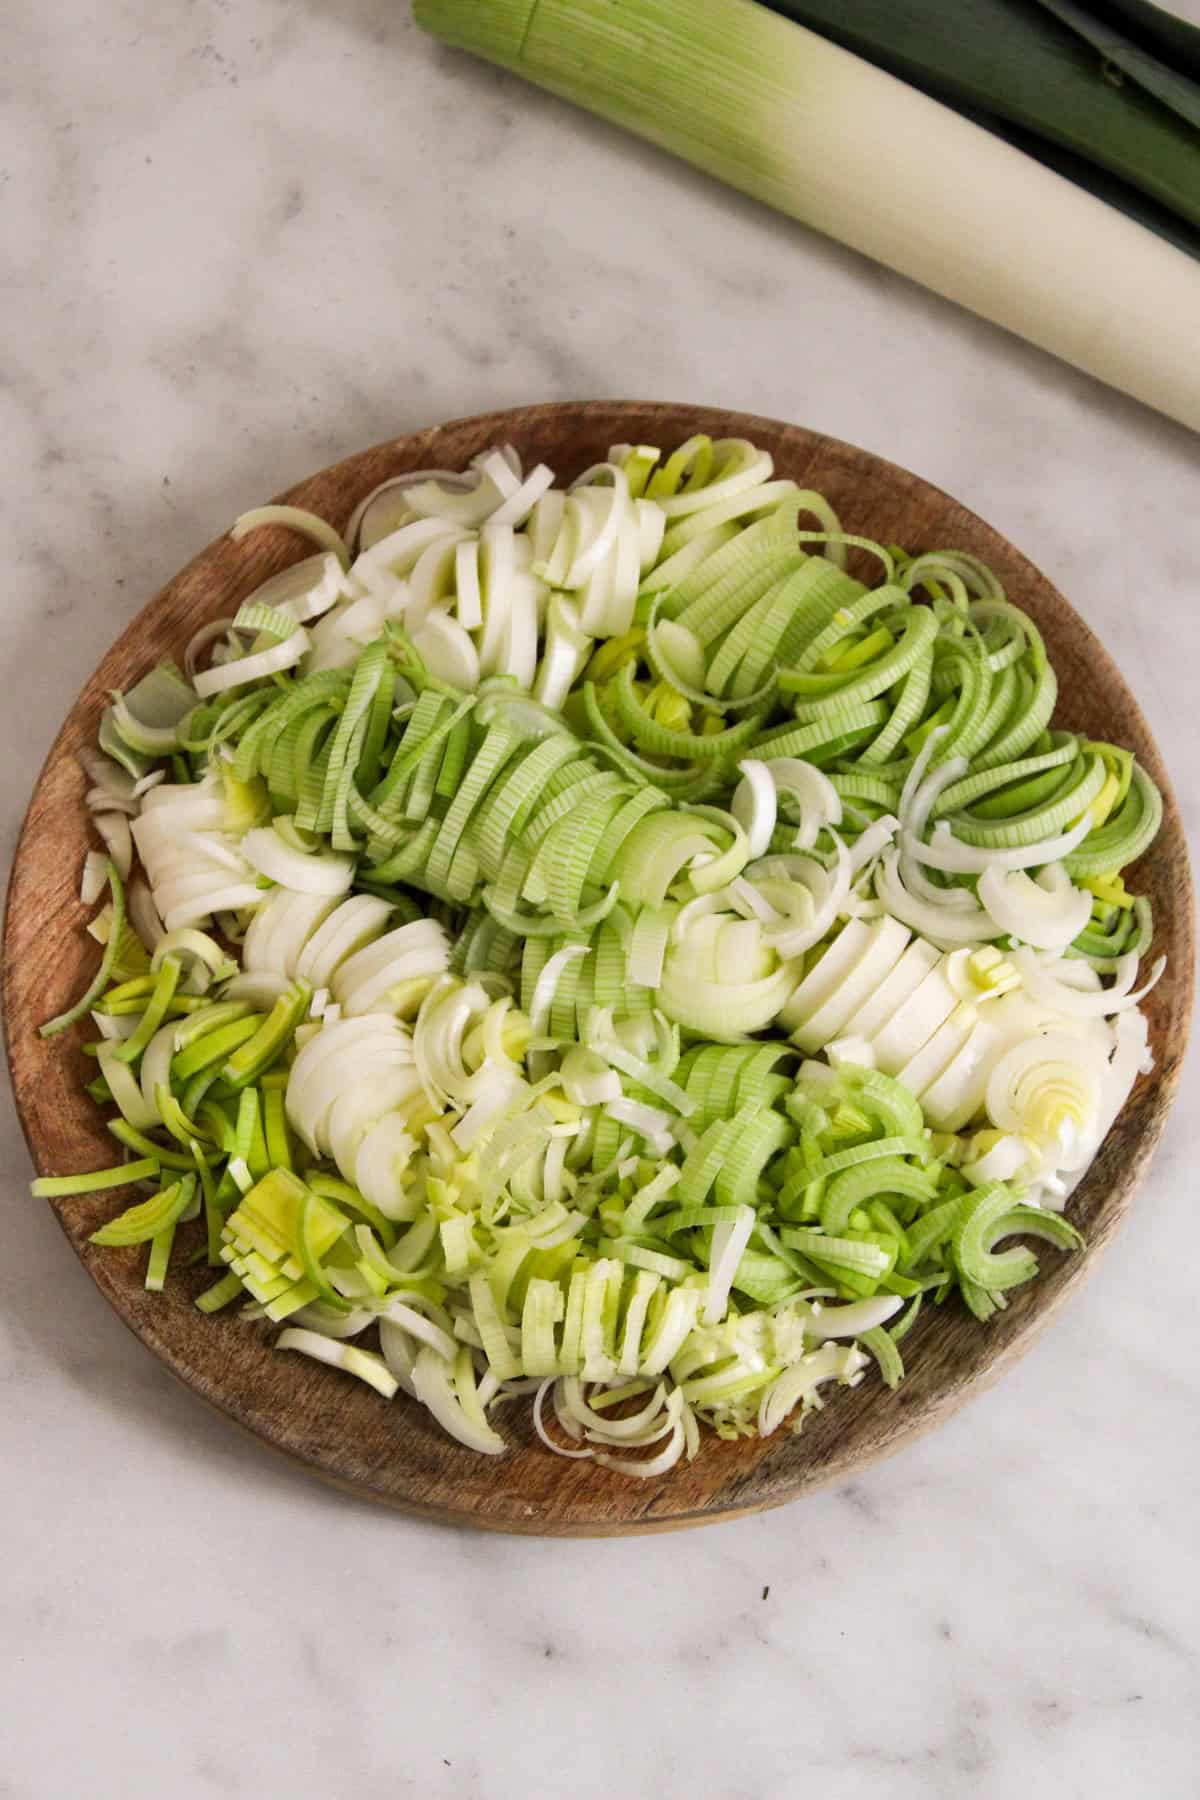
top-left (3, 402), bottom-right (1193, 1535)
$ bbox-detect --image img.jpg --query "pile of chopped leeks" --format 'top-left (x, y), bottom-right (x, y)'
top-left (35, 435), bottom-right (1163, 1476)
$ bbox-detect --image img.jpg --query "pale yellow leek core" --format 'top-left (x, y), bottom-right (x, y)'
top-left (416, 0), bottom-right (1200, 434)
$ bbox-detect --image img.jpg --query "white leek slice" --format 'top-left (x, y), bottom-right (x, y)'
top-left (136, 775), bottom-right (225, 821)
top-left (221, 969), bottom-right (291, 1009)
top-left (731, 759), bottom-right (777, 861)
top-left (899, 739), bottom-right (967, 837)
top-left (92, 813), bottom-right (133, 880)
top-left (286, 1015), bottom-right (414, 1151)
top-left (529, 944), bottom-right (590, 1037)
top-left (410, 611), bottom-right (481, 689)
top-left (595, 1416), bottom-right (687, 1479)
top-left (565, 464), bottom-right (629, 588)
top-left (476, 520), bottom-right (518, 676)
top-left (754, 835), bottom-right (852, 958)
top-left (192, 628), bottom-right (310, 697)
top-left (184, 619), bottom-right (236, 683)
top-left (383, 1299), bottom-right (457, 1364)
top-left (786, 915), bottom-right (911, 1053)
top-left (78, 748), bottom-right (137, 812)
top-left (1013, 948), bottom-right (1165, 1018)
top-left (778, 918), bottom-right (873, 1034)
top-left (527, 487), bottom-right (566, 568)
top-left (654, 619), bottom-right (707, 690)
top-left (232, 505), bottom-right (349, 567)
top-left (454, 536), bottom-right (483, 630)
top-left (379, 469), bottom-right (500, 528)
top-left (804, 1295), bottom-right (902, 1340)
top-left (604, 1096), bottom-right (674, 1154)
top-left (905, 812), bottom-right (1093, 875)
top-left (561, 1046), bottom-right (622, 1106)
top-left (292, 1303), bottom-right (382, 1342)
top-left (870, 960), bottom-right (959, 1077)
top-left (638, 1288), bottom-right (703, 1376)
top-left (918, 1016), bottom-right (1001, 1132)
top-left (533, 1377), bottom-right (592, 1456)
top-left (243, 890), bottom-right (340, 978)
top-left (985, 1031), bottom-right (1110, 1168)
top-left (138, 1022), bottom-right (179, 1123)
top-left (305, 590), bottom-right (391, 673)
top-left (635, 498), bottom-right (666, 569)
top-left (277, 1329), bottom-right (398, 1400)
top-left (500, 572), bottom-right (541, 688)
top-left (876, 849), bottom-right (996, 945)
top-left (532, 595), bottom-right (591, 711)
top-left (349, 470), bottom-right (470, 548)
top-left (450, 1065), bottom-right (527, 1149)
top-left (841, 937), bottom-right (941, 1041)
top-left (157, 880), bottom-right (265, 933)
top-left (962, 1133), bottom-right (1033, 1187)
top-left (563, 1377), bottom-right (673, 1444)
top-left (703, 1205), bottom-right (756, 1323)
top-left (944, 945), bottom-right (1021, 1005)
top-left (627, 907), bottom-right (672, 988)
top-left (327, 1067), bottom-right (427, 1183)
top-left (98, 1044), bottom-right (159, 1131)
top-left (411, 1346), bottom-right (507, 1455)
top-left (238, 552), bottom-right (350, 625)
top-left (107, 664), bottom-right (196, 756)
top-left (658, 960), bottom-right (797, 1038)
top-left (894, 1003), bottom-right (976, 1103)
top-left (1082, 1007), bottom-right (1155, 1177)
top-left (377, 1319), bottom-right (420, 1396)
top-left (979, 862), bottom-right (1092, 951)
top-left (414, 977), bottom-right (492, 1104)
top-left (126, 878), bottom-right (165, 952)
top-left (240, 827), bottom-right (354, 897)
top-left (80, 849), bottom-right (108, 906)
top-left (91, 1010), bottom-right (136, 1042)
top-left (489, 461), bottom-right (555, 528)
top-left (294, 894), bottom-right (394, 989)
top-left (151, 927), bottom-right (230, 992)
top-left (758, 1344), bottom-right (867, 1438)
top-left (332, 920), bottom-right (450, 1016)
top-left (405, 530), bottom-right (471, 629)
top-left (764, 757), bottom-right (843, 850)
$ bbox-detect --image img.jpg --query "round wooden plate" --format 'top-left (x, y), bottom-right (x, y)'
top-left (4, 402), bottom-right (1193, 1535)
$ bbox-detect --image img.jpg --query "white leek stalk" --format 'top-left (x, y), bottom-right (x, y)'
top-left (416, 0), bottom-right (1200, 432)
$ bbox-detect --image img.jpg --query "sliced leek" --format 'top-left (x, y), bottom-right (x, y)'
top-left (36, 433), bottom-right (1163, 1475)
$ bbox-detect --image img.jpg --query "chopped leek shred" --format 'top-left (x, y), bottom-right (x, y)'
top-left (36, 435), bottom-right (1164, 1476)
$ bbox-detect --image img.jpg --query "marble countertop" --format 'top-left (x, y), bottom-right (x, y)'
top-left (4, 3), bottom-right (1198, 1795)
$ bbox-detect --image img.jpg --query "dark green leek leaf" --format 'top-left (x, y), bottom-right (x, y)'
top-left (1102, 0), bottom-right (1200, 81)
top-left (762, 0), bottom-right (1200, 233)
top-left (1033, 0), bottom-right (1200, 127)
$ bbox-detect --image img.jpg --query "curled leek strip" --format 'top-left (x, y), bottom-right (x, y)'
top-left (40, 434), bottom-right (1164, 1474)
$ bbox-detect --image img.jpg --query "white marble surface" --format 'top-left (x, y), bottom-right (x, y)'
top-left (3, 4), bottom-right (1199, 1796)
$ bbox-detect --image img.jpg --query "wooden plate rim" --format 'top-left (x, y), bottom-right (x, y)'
top-left (4, 400), bottom-right (1193, 1535)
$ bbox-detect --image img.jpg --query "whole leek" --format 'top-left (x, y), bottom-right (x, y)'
top-left (414, 0), bottom-right (1200, 433)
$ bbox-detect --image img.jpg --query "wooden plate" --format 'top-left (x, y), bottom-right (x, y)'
top-left (4, 402), bottom-right (1193, 1535)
